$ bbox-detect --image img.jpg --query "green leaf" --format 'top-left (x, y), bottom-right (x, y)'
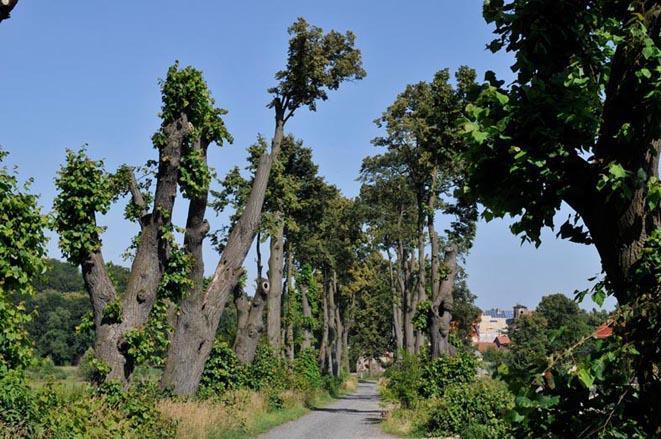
top-left (577, 365), bottom-right (595, 388)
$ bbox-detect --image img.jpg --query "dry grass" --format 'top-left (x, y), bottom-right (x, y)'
top-left (380, 406), bottom-right (416, 437)
top-left (341, 374), bottom-right (359, 393)
top-left (158, 390), bottom-right (265, 438)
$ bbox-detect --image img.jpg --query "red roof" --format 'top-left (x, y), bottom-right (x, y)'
top-left (594, 323), bottom-right (613, 339)
top-left (494, 335), bottom-right (511, 346)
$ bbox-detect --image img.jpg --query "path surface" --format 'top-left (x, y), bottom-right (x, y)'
top-left (258, 381), bottom-right (395, 439)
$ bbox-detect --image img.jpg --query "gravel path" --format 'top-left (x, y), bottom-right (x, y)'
top-left (258, 381), bottom-right (396, 439)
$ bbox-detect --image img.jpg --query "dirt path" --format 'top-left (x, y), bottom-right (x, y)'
top-left (258, 381), bottom-right (395, 439)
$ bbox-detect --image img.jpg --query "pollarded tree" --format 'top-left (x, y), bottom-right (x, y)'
top-left (0, 149), bottom-right (48, 372)
top-left (464, 1), bottom-right (660, 433)
top-left (52, 63), bottom-right (232, 384)
top-left (161, 17), bottom-right (365, 395)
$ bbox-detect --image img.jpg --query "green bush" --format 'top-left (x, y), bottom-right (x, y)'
top-left (245, 343), bottom-right (290, 391)
top-left (420, 349), bottom-right (478, 398)
top-left (291, 349), bottom-right (322, 391)
top-left (382, 351), bottom-right (423, 408)
top-left (0, 372), bottom-right (176, 438)
top-left (423, 378), bottom-right (514, 439)
top-left (199, 338), bottom-right (246, 396)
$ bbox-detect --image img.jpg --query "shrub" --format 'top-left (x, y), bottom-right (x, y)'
top-left (382, 351), bottom-right (423, 408)
top-left (199, 339), bottom-right (246, 397)
top-left (423, 378), bottom-right (514, 439)
top-left (0, 370), bottom-right (37, 434)
top-left (420, 349), bottom-right (478, 398)
top-left (291, 349), bottom-right (322, 391)
top-left (245, 343), bottom-right (289, 391)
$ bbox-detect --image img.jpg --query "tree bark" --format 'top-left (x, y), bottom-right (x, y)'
top-left (284, 247), bottom-right (295, 361)
top-left (386, 249), bottom-right (404, 357)
top-left (319, 272), bottom-right (330, 371)
top-left (82, 115), bottom-right (189, 384)
top-left (267, 216), bottom-right (285, 350)
top-left (331, 271), bottom-right (342, 377)
top-left (233, 278), bottom-right (269, 364)
top-left (431, 244), bottom-right (458, 358)
top-left (161, 110), bottom-right (286, 395)
top-left (399, 243), bottom-right (416, 354)
top-left (300, 282), bottom-right (313, 351)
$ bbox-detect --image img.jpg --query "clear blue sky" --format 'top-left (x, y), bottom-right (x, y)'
top-left (0, 0), bottom-right (610, 310)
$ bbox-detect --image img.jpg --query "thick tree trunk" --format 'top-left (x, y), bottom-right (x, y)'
top-left (431, 244), bottom-right (457, 358)
top-left (415, 224), bottom-right (427, 352)
top-left (0, 0), bottom-right (18, 22)
top-left (82, 115), bottom-right (188, 384)
top-left (161, 114), bottom-right (286, 395)
top-left (233, 278), bottom-right (269, 364)
top-left (300, 283), bottom-right (313, 350)
top-left (267, 216), bottom-right (285, 350)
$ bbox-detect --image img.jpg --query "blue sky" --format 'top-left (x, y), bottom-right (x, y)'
top-left (0, 1), bottom-right (609, 310)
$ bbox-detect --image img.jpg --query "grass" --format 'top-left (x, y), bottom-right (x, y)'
top-left (159, 376), bottom-right (359, 439)
top-left (159, 388), bottom-right (334, 439)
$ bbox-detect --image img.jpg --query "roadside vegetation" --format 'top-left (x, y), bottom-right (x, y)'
top-left (1, 1), bottom-right (660, 438)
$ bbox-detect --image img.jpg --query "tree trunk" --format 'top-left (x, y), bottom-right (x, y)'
top-left (82, 115), bottom-right (189, 384)
top-left (233, 278), bottom-right (269, 364)
top-left (267, 216), bottom-right (285, 350)
top-left (431, 244), bottom-right (457, 358)
top-left (300, 282), bottom-right (313, 351)
top-left (161, 113), bottom-right (286, 395)
top-left (284, 248), bottom-right (295, 361)
top-left (319, 274), bottom-right (330, 370)
top-left (415, 219), bottom-right (427, 352)
top-left (399, 244), bottom-right (416, 354)
top-left (386, 249), bottom-right (404, 357)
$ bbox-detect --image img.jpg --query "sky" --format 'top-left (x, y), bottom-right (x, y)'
top-left (0, 0), bottom-right (611, 311)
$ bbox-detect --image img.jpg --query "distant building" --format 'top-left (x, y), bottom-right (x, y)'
top-left (494, 335), bottom-right (511, 348)
top-left (513, 304), bottom-right (533, 320)
top-left (477, 312), bottom-right (509, 342)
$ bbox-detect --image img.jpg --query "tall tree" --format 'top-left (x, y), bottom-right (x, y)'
top-left (162, 18), bottom-right (365, 394)
top-left (464, 1), bottom-right (660, 432)
top-left (53, 64), bottom-right (232, 384)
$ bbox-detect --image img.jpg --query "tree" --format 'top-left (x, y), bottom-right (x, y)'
top-left (31, 259), bottom-right (84, 293)
top-left (0, 149), bottom-right (48, 371)
top-left (0, 0), bottom-right (18, 23)
top-left (463, 1), bottom-right (660, 431)
top-left (53, 63), bottom-right (232, 384)
top-left (161, 18), bottom-right (365, 394)
top-left (371, 67), bottom-right (478, 357)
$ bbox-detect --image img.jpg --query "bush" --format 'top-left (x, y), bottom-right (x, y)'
top-left (0, 372), bottom-right (176, 438)
top-left (199, 339), bottom-right (246, 397)
top-left (245, 343), bottom-right (290, 391)
top-left (291, 349), bottom-right (322, 391)
top-left (420, 349), bottom-right (478, 398)
top-left (382, 351), bottom-right (423, 408)
top-left (423, 378), bottom-right (514, 439)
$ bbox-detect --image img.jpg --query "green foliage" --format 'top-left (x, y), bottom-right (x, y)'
top-left (0, 150), bottom-right (48, 372)
top-left (199, 339), bottom-right (246, 396)
top-left (31, 258), bottom-right (84, 293)
top-left (269, 17), bottom-right (366, 113)
top-left (291, 349), bottom-right (322, 391)
top-left (419, 350), bottom-right (478, 398)
top-left (423, 378), bottom-right (515, 439)
top-left (155, 62), bottom-right (232, 199)
top-left (382, 351), bottom-right (423, 408)
top-left (0, 373), bottom-right (176, 438)
top-left (52, 148), bottom-right (116, 265)
top-left (245, 343), bottom-right (289, 391)
top-left (413, 299), bottom-right (431, 331)
top-left (78, 349), bottom-right (111, 384)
